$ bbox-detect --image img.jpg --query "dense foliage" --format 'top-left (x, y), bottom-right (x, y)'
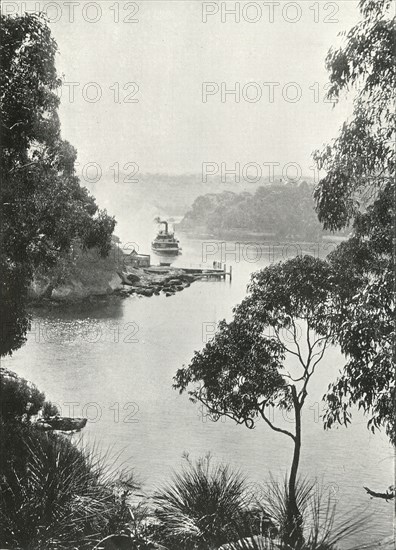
top-left (0, 369), bottom-right (45, 423)
top-left (0, 371), bottom-right (145, 550)
top-left (0, 13), bottom-right (116, 356)
top-left (313, 0), bottom-right (395, 444)
top-left (180, 183), bottom-right (323, 241)
top-left (0, 423), bottom-right (140, 549)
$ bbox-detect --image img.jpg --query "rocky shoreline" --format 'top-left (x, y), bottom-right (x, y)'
top-left (29, 264), bottom-right (199, 307)
top-left (117, 266), bottom-right (197, 298)
top-left (25, 240), bottom-right (206, 306)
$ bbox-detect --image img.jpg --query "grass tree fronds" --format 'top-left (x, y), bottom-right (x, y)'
top-left (0, 426), bottom-right (142, 549)
top-left (152, 455), bottom-right (265, 550)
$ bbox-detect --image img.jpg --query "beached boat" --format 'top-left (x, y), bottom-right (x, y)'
top-left (151, 220), bottom-right (182, 256)
top-left (36, 416), bottom-right (87, 432)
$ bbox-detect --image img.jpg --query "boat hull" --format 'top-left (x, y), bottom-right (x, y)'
top-left (151, 245), bottom-right (182, 255)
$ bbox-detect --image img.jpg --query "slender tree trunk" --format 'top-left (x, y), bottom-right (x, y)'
top-left (284, 386), bottom-right (303, 549)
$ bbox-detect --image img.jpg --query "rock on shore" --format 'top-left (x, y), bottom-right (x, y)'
top-left (28, 244), bottom-right (199, 305)
top-left (117, 267), bottom-right (197, 299)
top-left (29, 244), bottom-right (125, 304)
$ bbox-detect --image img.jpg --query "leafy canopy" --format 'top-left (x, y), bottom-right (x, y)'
top-left (313, 0), bottom-right (395, 443)
top-left (0, 13), bottom-right (116, 355)
top-left (175, 256), bottom-right (334, 436)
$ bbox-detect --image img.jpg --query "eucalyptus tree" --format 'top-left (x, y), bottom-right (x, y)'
top-left (174, 256), bottom-right (335, 547)
top-left (313, 0), bottom-right (395, 448)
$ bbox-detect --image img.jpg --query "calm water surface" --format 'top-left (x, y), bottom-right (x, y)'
top-left (4, 237), bottom-right (393, 547)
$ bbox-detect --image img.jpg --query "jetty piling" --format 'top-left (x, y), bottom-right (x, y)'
top-left (178, 262), bottom-right (232, 281)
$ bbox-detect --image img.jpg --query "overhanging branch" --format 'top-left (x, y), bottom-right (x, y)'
top-left (259, 406), bottom-right (295, 441)
top-left (195, 391), bottom-right (256, 429)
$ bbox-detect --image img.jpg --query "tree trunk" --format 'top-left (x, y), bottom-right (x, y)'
top-left (284, 386), bottom-right (303, 549)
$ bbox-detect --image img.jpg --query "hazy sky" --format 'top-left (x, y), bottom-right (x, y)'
top-left (7, 1), bottom-right (360, 177)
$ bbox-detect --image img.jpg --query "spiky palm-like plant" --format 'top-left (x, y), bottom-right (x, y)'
top-left (222, 476), bottom-right (367, 550)
top-left (152, 455), bottom-right (265, 550)
top-left (0, 423), bottom-right (139, 549)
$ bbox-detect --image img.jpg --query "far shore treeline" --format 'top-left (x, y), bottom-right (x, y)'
top-left (178, 183), bottom-right (340, 241)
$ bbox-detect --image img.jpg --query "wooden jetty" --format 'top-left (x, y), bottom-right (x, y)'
top-left (179, 261), bottom-right (232, 281)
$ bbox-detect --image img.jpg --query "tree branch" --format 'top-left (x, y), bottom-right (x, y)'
top-left (306, 326), bottom-right (313, 364)
top-left (364, 486), bottom-right (395, 501)
top-left (275, 325), bottom-right (307, 375)
top-left (298, 336), bottom-right (330, 403)
top-left (2, 121), bottom-right (24, 131)
top-left (309, 338), bottom-right (330, 375)
top-left (283, 372), bottom-right (305, 383)
top-left (195, 391), bottom-right (256, 429)
top-left (310, 335), bottom-right (331, 360)
top-left (291, 318), bottom-right (305, 370)
top-left (9, 160), bottom-right (39, 173)
top-left (259, 405), bottom-right (295, 441)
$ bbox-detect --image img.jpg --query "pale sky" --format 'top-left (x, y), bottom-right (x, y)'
top-left (6, 1), bottom-right (360, 176)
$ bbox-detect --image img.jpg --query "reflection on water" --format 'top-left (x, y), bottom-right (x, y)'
top-left (4, 237), bottom-right (393, 548)
top-left (32, 296), bottom-right (125, 321)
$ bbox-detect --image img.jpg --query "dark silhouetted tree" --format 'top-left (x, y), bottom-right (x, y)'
top-left (313, 0), bottom-right (395, 447)
top-left (0, 13), bottom-right (116, 355)
top-left (175, 256), bottom-right (335, 547)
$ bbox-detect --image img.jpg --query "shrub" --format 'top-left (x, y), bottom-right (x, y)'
top-left (0, 424), bottom-right (140, 549)
top-left (152, 454), bottom-right (268, 550)
top-left (42, 400), bottom-right (60, 419)
top-left (252, 476), bottom-right (367, 550)
top-left (0, 368), bottom-right (45, 422)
